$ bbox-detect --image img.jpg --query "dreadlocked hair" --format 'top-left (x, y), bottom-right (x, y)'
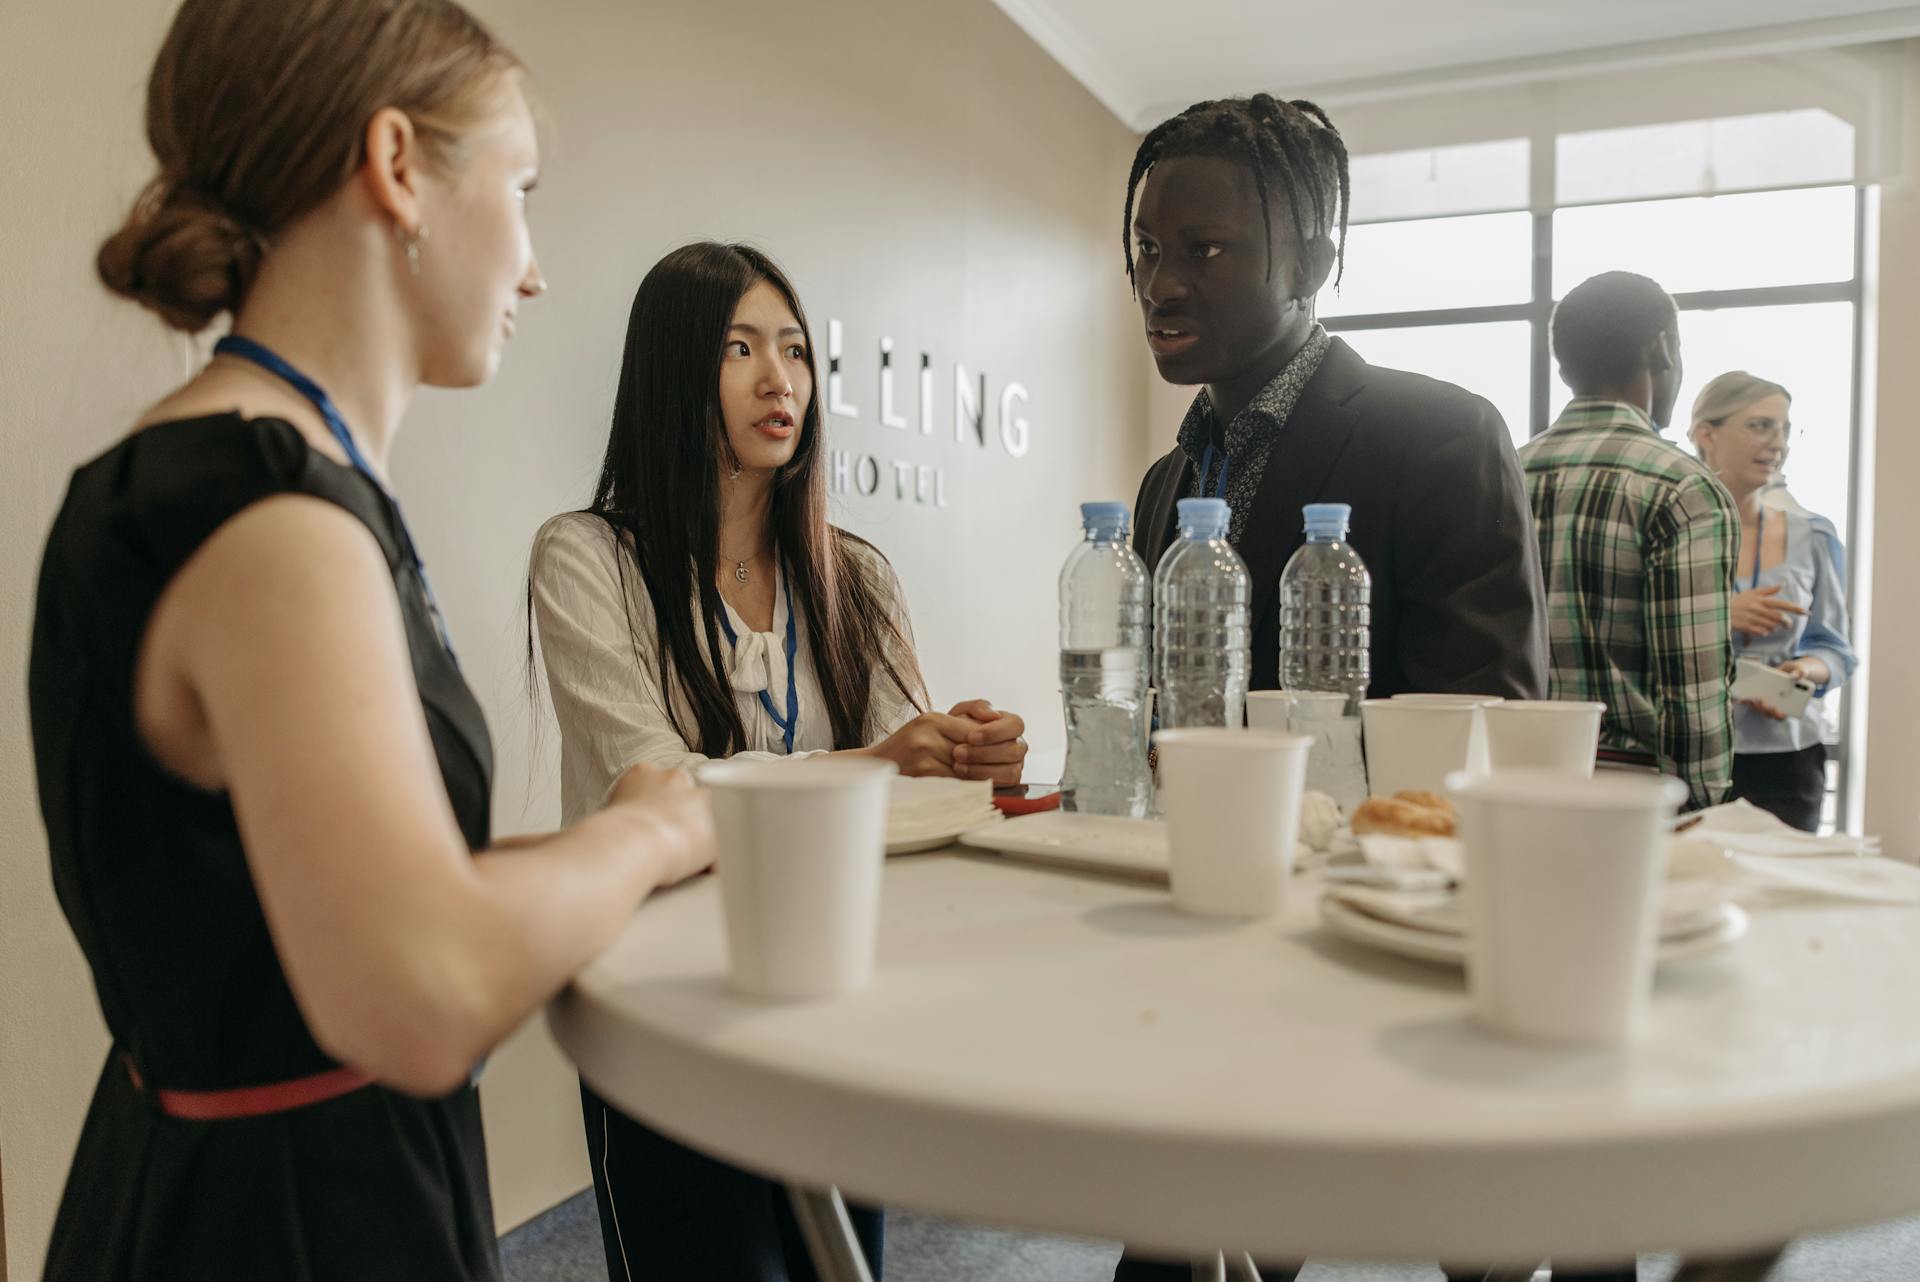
top-left (1122, 93), bottom-right (1350, 297)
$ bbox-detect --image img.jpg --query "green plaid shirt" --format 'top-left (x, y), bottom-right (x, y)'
top-left (1518, 399), bottom-right (1738, 809)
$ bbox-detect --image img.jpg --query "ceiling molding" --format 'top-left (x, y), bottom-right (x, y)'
top-left (1127, 5), bottom-right (1920, 129)
top-left (989, 0), bottom-right (1146, 126)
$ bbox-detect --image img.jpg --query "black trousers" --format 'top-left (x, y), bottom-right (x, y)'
top-left (1730, 744), bottom-right (1828, 833)
top-left (580, 1082), bottom-right (884, 1282)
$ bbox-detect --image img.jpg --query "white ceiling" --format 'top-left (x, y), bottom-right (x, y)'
top-left (992, 0), bottom-right (1920, 130)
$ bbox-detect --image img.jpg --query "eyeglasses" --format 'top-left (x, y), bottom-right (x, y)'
top-left (1714, 415), bottom-right (1792, 444)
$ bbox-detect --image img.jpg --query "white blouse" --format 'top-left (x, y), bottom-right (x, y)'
top-left (530, 512), bottom-right (921, 823)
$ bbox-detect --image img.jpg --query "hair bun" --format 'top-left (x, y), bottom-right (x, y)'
top-left (96, 178), bottom-right (266, 333)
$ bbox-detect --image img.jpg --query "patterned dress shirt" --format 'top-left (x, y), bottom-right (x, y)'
top-left (1177, 324), bottom-right (1333, 547)
top-left (1518, 398), bottom-right (1739, 809)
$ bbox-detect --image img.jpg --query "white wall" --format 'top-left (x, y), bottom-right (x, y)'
top-left (0, 0), bottom-right (1151, 1271)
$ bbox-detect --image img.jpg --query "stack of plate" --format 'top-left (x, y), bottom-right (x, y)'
top-left (1318, 881), bottom-right (1748, 968)
top-left (887, 777), bottom-right (1001, 854)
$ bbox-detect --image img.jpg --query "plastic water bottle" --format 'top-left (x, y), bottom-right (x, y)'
top-left (1058, 502), bottom-right (1153, 818)
top-left (1278, 503), bottom-right (1371, 814)
top-left (1152, 498), bottom-right (1251, 731)
top-left (1278, 503), bottom-right (1371, 712)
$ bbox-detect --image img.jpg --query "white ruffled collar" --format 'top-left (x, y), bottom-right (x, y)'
top-left (718, 562), bottom-right (792, 697)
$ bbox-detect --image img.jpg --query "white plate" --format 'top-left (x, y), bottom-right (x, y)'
top-left (1317, 895), bottom-right (1750, 970)
top-left (1323, 880), bottom-right (1732, 940)
top-left (888, 828), bottom-right (991, 856)
top-left (957, 811), bottom-right (1169, 883)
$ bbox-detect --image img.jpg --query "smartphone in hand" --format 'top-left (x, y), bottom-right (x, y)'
top-left (1732, 658), bottom-right (1816, 718)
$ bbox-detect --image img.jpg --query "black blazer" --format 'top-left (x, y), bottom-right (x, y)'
top-left (1133, 338), bottom-right (1548, 700)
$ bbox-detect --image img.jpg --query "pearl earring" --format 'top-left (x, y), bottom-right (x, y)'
top-left (398, 222), bottom-right (430, 276)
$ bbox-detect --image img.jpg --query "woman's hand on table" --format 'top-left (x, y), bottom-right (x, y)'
top-left (947, 699), bottom-right (1027, 786)
top-left (607, 762), bottom-right (716, 886)
top-left (1731, 585), bottom-right (1807, 637)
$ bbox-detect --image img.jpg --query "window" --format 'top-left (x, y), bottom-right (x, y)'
top-left (1557, 109), bottom-right (1855, 207)
top-left (1349, 137), bottom-right (1530, 223)
top-left (1320, 111), bottom-right (1866, 829)
top-left (1551, 301), bottom-right (1857, 533)
top-left (1324, 211), bottom-right (1534, 318)
top-left (1346, 321), bottom-right (1533, 450)
top-left (1553, 187), bottom-right (1857, 297)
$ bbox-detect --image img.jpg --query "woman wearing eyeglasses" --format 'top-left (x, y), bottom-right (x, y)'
top-left (1689, 371), bottom-right (1857, 831)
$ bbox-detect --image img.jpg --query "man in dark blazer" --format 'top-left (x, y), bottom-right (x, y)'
top-left (1124, 94), bottom-right (1548, 707)
top-left (1115, 95), bottom-right (1566, 1282)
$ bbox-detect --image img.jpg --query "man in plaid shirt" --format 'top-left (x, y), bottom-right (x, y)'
top-left (1519, 272), bottom-right (1738, 811)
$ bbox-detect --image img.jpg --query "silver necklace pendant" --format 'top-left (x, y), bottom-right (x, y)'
top-left (735, 561), bottom-right (749, 584)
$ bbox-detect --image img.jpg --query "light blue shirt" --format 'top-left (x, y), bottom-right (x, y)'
top-left (1734, 506), bottom-right (1857, 754)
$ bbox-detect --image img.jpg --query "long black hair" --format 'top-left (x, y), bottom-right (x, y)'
top-left (1123, 93), bottom-right (1350, 295)
top-left (579, 242), bottom-right (925, 756)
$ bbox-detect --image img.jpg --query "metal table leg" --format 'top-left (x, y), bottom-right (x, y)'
top-left (786, 1185), bottom-right (875, 1282)
top-left (1191, 1251), bottom-right (1265, 1281)
top-left (1191, 1253), bottom-right (1226, 1282)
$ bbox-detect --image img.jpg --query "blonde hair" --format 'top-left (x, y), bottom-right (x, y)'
top-left (1689, 370), bottom-right (1791, 439)
top-left (1687, 370), bottom-right (1792, 456)
top-left (97, 0), bottom-right (524, 333)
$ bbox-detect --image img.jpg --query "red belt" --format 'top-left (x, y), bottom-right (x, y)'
top-left (124, 1055), bottom-right (374, 1120)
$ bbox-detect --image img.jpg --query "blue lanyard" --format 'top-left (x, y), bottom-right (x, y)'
top-left (1197, 442), bottom-right (1232, 499)
top-left (1746, 505), bottom-right (1765, 593)
top-left (715, 574), bottom-right (799, 755)
top-left (213, 335), bottom-right (455, 658)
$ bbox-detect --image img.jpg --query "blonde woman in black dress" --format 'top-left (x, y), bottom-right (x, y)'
top-left (26, 3), bottom-right (713, 1278)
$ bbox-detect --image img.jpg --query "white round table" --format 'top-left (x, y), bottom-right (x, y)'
top-left (548, 850), bottom-right (1920, 1272)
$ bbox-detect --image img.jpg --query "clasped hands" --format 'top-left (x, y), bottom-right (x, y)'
top-left (865, 699), bottom-right (1027, 785)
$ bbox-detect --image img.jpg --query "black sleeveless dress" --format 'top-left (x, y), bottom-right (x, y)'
top-left (27, 414), bottom-right (502, 1281)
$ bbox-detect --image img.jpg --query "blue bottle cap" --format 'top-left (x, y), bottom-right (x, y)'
top-left (1303, 502), bottom-right (1351, 539)
top-left (1082, 498), bottom-right (1121, 537)
top-left (1176, 497), bottom-right (1230, 538)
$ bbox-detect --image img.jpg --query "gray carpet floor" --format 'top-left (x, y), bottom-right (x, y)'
top-left (500, 1191), bottom-right (1920, 1281)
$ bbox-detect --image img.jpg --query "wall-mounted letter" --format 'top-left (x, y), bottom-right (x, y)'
top-left (954, 365), bottom-right (985, 446)
top-left (999, 382), bottom-right (1031, 458)
top-left (828, 320), bottom-right (859, 419)
top-left (879, 338), bottom-right (908, 430)
top-left (918, 354), bottom-right (934, 436)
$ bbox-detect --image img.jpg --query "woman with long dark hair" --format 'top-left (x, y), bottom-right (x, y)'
top-left (530, 241), bottom-right (1028, 1280)
top-left (28, 3), bottom-right (714, 1279)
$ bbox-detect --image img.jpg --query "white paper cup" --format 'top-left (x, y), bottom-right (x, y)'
top-left (1390, 693), bottom-right (1506, 705)
top-left (1390, 693), bottom-right (1502, 777)
top-left (1283, 692), bottom-right (1366, 814)
top-left (1361, 699), bottom-right (1482, 796)
top-left (1245, 691), bottom-right (1292, 730)
top-left (1155, 728), bottom-right (1311, 918)
top-left (698, 757), bottom-right (898, 1000)
top-left (1285, 691), bottom-right (1350, 722)
top-left (1448, 769), bottom-right (1686, 1046)
top-left (1482, 701), bottom-right (1606, 778)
